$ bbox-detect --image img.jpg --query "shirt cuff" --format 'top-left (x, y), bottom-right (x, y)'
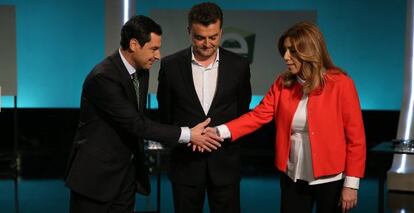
top-left (343, 176), bottom-right (360, 189)
top-left (216, 124), bottom-right (231, 139)
top-left (178, 127), bottom-right (190, 143)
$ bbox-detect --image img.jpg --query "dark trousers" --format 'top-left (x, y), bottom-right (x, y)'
top-left (172, 179), bottom-right (240, 213)
top-left (69, 164), bottom-right (136, 213)
top-left (280, 173), bottom-right (343, 213)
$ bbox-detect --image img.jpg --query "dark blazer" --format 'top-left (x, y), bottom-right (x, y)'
top-left (65, 51), bottom-right (181, 202)
top-left (157, 47), bottom-right (251, 186)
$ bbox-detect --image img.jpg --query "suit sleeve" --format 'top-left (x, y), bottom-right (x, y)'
top-left (341, 77), bottom-right (366, 178)
top-left (237, 61), bottom-right (252, 115)
top-left (226, 76), bottom-right (282, 141)
top-left (84, 72), bottom-right (181, 145)
top-left (157, 59), bottom-right (173, 124)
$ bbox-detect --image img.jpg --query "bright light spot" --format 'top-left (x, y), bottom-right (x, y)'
top-left (396, 154), bottom-right (407, 173)
top-left (123, 0), bottom-right (129, 24)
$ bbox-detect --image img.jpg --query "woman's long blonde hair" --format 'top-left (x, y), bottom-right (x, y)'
top-left (277, 21), bottom-right (344, 94)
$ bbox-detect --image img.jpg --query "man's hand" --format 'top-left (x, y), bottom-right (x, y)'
top-left (188, 126), bottom-right (221, 152)
top-left (190, 118), bottom-right (223, 152)
top-left (339, 187), bottom-right (358, 213)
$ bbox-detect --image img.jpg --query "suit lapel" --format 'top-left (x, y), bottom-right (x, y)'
top-left (110, 51), bottom-right (139, 110)
top-left (179, 48), bottom-right (205, 114)
top-left (208, 48), bottom-right (226, 116)
top-left (138, 70), bottom-right (149, 111)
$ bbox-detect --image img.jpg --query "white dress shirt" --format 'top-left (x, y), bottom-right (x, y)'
top-left (119, 49), bottom-right (190, 143)
top-left (191, 48), bottom-right (220, 115)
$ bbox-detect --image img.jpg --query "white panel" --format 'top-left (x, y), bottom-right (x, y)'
top-left (0, 6), bottom-right (17, 96)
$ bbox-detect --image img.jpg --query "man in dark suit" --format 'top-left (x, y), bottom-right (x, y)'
top-left (64, 15), bottom-right (222, 213)
top-left (157, 3), bottom-right (251, 213)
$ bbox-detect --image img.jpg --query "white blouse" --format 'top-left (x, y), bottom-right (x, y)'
top-left (287, 93), bottom-right (344, 185)
top-left (286, 77), bottom-right (359, 188)
top-left (217, 77), bottom-right (359, 189)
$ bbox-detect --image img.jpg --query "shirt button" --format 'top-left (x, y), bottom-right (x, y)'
top-left (311, 132), bottom-right (315, 135)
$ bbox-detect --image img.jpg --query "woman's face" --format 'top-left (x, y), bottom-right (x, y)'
top-left (283, 38), bottom-right (302, 75)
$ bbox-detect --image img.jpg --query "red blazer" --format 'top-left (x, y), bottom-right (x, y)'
top-left (226, 70), bottom-right (366, 178)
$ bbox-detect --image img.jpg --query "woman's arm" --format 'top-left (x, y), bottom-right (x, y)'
top-left (225, 76), bottom-right (283, 141)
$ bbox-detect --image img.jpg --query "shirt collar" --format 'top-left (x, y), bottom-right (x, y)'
top-left (191, 47), bottom-right (220, 67)
top-left (119, 48), bottom-right (136, 76)
top-left (297, 75), bottom-right (306, 85)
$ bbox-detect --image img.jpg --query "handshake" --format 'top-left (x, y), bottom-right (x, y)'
top-left (188, 118), bottom-right (224, 153)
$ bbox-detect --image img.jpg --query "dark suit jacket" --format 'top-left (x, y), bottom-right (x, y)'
top-left (157, 47), bottom-right (251, 186)
top-left (65, 51), bottom-right (181, 202)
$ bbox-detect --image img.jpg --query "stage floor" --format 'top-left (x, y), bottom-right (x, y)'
top-left (1, 174), bottom-right (408, 213)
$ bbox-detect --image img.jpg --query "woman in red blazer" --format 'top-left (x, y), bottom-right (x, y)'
top-left (209, 22), bottom-right (366, 213)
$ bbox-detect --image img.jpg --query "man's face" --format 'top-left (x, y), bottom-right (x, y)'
top-left (131, 32), bottom-right (161, 70)
top-left (189, 20), bottom-right (222, 61)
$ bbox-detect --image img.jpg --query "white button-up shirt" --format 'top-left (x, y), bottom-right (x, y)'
top-left (191, 48), bottom-right (220, 115)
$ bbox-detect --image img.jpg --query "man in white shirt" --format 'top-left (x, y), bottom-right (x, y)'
top-left (157, 3), bottom-right (251, 213)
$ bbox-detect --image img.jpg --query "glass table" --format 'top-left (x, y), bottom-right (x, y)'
top-left (371, 140), bottom-right (414, 213)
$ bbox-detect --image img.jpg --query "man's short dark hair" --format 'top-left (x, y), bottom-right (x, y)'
top-left (188, 2), bottom-right (223, 28)
top-left (120, 15), bottom-right (162, 50)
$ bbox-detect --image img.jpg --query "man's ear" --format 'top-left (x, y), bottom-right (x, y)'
top-left (129, 39), bottom-right (141, 51)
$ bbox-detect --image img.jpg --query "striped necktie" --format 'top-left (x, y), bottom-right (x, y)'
top-left (131, 72), bottom-right (139, 110)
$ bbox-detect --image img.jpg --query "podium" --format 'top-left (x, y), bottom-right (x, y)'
top-left (134, 140), bottom-right (167, 213)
